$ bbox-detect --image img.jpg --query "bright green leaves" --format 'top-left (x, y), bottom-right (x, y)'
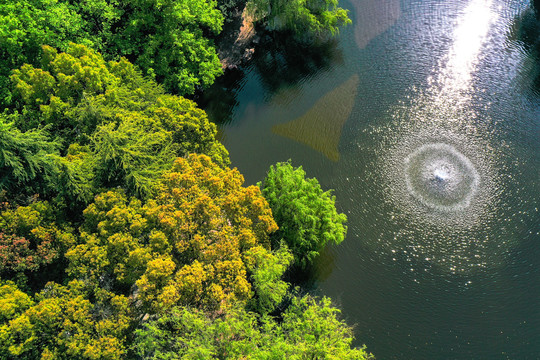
top-left (1, 0), bottom-right (223, 102)
top-left (133, 295), bottom-right (373, 360)
top-left (0, 0), bottom-right (89, 106)
top-left (245, 245), bottom-right (293, 314)
top-left (247, 0), bottom-right (351, 37)
top-left (268, 295), bottom-right (373, 359)
top-left (10, 65), bottom-right (57, 109)
top-left (109, 0), bottom-right (224, 94)
top-left (0, 2), bottom-right (366, 357)
top-left (90, 116), bottom-right (175, 198)
top-left (147, 95), bottom-right (229, 167)
top-left (133, 306), bottom-right (262, 359)
top-left (55, 144), bottom-right (96, 207)
top-left (260, 161), bottom-right (347, 269)
top-left (68, 0), bottom-right (122, 51)
top-left (11, 44), bottom-right (133, 134)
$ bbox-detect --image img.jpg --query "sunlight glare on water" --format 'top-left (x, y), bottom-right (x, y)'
top-left (439, 0), bottom-right (498, 94)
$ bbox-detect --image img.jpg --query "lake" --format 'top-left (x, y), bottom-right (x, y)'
top-left (202, 0), bottom-right (540, 358)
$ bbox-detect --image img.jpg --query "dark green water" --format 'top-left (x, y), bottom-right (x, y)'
top-left (202, 0), bottom-right (540, 358)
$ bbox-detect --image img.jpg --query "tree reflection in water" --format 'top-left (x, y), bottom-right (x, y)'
top-left (198, 30), bottom-right (343, 124)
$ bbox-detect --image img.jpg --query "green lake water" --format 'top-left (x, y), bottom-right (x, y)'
top-left (201, 0), bottom-right (540, 358)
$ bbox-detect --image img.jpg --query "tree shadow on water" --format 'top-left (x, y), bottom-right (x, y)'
top-left (251, 30), bottom-right (344, 97)
top-left (283, 245), bottom-right (338, 291)
top-left (196, 67), bottom-right (246, 125)
top-left (197, 30), bottom-right (344, 124)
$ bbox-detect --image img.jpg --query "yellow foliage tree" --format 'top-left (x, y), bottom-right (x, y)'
top-left (68, 154), bottom-right (289, 313)
top-left (0, 280), bottom-right (130, 359)
top-left (138, 154), bottom-right (280, 311)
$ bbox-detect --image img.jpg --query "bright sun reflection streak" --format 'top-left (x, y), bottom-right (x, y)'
top-left (438, 0), bottom-right (497, 94)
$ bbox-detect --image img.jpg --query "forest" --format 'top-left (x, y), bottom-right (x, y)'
top-left (0, 0), bottom-right (372, 358)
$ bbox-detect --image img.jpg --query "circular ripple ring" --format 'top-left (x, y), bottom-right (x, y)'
top-left (404, 143), bottom-right (479, 211)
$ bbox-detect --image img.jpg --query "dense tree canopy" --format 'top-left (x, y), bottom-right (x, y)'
top-left (0, 1), bottom-right (370, 358)
top-left (8, 44), bottom-right (228, 205)
top-left (1, 0), bottom-right (223, 102)
top-left (133, 295), bottom-right (373, 360)
top-left (0, 115), bottom-right (60, 199)
top-left (0, 201), bottom-right (75, 289)
top-left (67, 154), bottom-right (289, 313)
top-left (0, 280), bottom-right (130, 359)
top-left (107, 0), bottom-right (224, 94)
top-left (0, 0), bottom-right (90, 106)
top-left (260, 161), bottom-right (347, 269)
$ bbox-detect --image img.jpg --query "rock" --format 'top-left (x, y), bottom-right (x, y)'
top-left (217, 6), bottom-right (258, 70)
top-left (244, 48), bottom-right (255, 61)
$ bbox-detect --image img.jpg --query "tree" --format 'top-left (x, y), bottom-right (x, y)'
top-left (133, 306), bottom-right (259, 359)
top-left (0, 280), bottom-right (130, 359)
top-left (138, 154), bottom-right (281, 311)
top-left (0, 114), bottom-right (60, 200)
top-left (10, 44), bottom-right (229, 203)
top-left (64, 0), bottom-right (225, 95)
top-left (0, 201), bottom-right (76, 289)
top-left (67, 154), bottom-right (288, 313)
top-left (247, 0), bottom-right (351, 37)
top-left (90, 116), bottom-right (177, 199)
top-left (11, 45), bottom-right (228, 163)
top-left (0, 281), bottom-right (34, 323)
top-left (108, 0), bottom-right (224, 94)
top-left (1, 0), bottom-right (224, 101)
top-left (132, 295), bottom-right (373, 359)
top-left (0, 0), bottom-right (90, 106)
top-left (66, 190), bottom-right (152, 294)
top-left (11, 43), bottom-right (150, 136)
top-left (270, 295), bottom-right (372, 359)
top-left (259, 161), bottom-right (347, 269)
top-left (244, 243), bottom-right (293, 314)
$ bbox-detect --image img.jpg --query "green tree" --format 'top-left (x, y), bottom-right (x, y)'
top-left (67, 154), bottom-right (287, 313)
top-left (90, 116), bottom-right (177, 198)
top-left (244, 243), bottom-right (293, 314)
top-left (10, 44), bottom-right (229, 203)
top-left (0, 280), bottom-right (130, 359)
top-left (54, 144), bottom-right (96, 209)
top-left (259, 161), bottom-right (347, 269)
top-left (247, 0), bottom-right (351, 37)
top-left (0, 114), bottom-right (60, 199)
top-left (11, 43), bottom-right (147, 136)
top-left (108, 0), bottom-right (224, 94)
top-left (133, 295), bottom-right (373, 359)
top-left (0, 0), bottom-right (90, 106)
top-left (1, 0), bottom-right (224, 101)
top-left (11, 44), bottom-right (228, 162)
top-left (270, 295), bottom-right (371, 359)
